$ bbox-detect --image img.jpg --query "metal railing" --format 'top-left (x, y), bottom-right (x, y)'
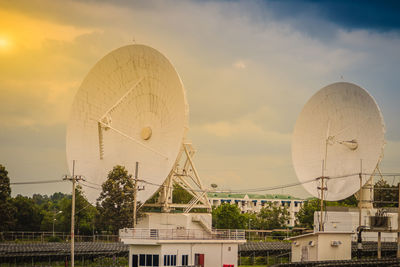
top-left (119, 228), bottom-right (245, 241)
top-left (0, 231), bottom-right (119, 243)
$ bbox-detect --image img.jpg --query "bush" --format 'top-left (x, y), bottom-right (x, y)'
top-left (48, 236), bottom-right (62, 242)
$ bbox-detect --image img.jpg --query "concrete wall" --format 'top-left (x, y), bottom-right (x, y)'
top-left (291, 235), bottom-right (318, 262)
top-left (317, 233), bottom-right (352, 261)
top-left (291, 233), bottom-right (351, 262)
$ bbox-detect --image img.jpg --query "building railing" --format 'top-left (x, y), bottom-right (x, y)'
top-left (119, 228), bottom-right (245, 241)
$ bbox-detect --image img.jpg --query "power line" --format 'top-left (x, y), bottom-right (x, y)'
top-left (10, 179), bottom-right (66, 185)
top-left (11, 172), bottom-right (400, 195)
top-left (79, 181), bottom-right (102, 191)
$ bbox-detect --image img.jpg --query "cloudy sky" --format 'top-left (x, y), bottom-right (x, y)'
top-left (1, 0), bottom-right (400, 199)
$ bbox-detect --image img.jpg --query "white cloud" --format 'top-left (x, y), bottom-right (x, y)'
top-left (233, 60), bottom-right (246, 69)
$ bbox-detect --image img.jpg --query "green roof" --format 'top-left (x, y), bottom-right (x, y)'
top-left (207, 192), bottom-right (303, 200)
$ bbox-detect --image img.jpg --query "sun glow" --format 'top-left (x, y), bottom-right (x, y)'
top-left (0, 37), bottom-right (10, 50)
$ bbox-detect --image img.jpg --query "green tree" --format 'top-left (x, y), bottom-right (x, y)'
top-left (212, 203), bottom-right (245, 229)
top-left (172, 183), bottom-right (193, 204)
top-left (0, 164), bottom-right (15, 231)
top-left (58, 185), bottom-right (98, 235)
top-left (12, 195), bottom-right (42, 231)
top-left (374, 179), bottom-right (397, 208)
top-left (96, 165), bottom-right (134, 234)
top-left (243, 212), bottom-right (258, 229)
top-left (296, 198), bottom-right (320, 229)
top-left (258, 203), bottom-right (290, 229)
top-left (32, 194), bottom-right (50, 206)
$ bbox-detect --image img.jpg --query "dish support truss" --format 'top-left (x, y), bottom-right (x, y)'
top-left (142, 143), bottom-right (212, 213)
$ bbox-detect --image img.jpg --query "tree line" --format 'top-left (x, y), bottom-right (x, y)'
top-left (1, 162), bottom-right (397, 234)
top-left (0, 164), bottom-right (135, 235)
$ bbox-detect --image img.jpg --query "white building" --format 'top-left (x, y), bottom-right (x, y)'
top-left (207, 193), bottom-right (304, 227)
top-left (290, 232), bottom-right (353, 262)
top-left (120, 213), bottom-right (246, 267)
top-left (315, 207), bottom-right (399, 242)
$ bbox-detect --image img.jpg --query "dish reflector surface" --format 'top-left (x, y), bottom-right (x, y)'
top-left (66, 44), bottom-right (188, 203)
top-left (292, 82), bottom-right (385, 201)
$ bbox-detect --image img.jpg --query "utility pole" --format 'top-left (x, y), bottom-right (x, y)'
top-left (397, 183), bottom-right (400, 258)
top-left (133, 162), bottom-right (139, 228)
top-left (132, 162), bottom-right (144, 228)
top-left (63, 160), bottom-right (83, 267)
top-left (319, 175), bottom-right (325, 232)
top-left (359, 160), bottom-right (363, 228)
top-left (318, 160), bottom-right (326, 232)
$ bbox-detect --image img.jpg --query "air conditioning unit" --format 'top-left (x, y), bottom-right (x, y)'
top-left (370, 216), bottom-right (390, 229)
top-left (331, 240), bottom-right (342, 247)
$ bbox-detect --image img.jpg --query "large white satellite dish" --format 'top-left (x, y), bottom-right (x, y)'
top-left (66, 44), bottom-right (188, 203)
top-left (292, 82), bottom-right (385, 201)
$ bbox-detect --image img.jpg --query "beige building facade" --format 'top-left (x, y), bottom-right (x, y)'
top-left (290, 232), bottom-right (352, 262)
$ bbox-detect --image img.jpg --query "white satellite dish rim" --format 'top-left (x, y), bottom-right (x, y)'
top-left (292, 82), bottom-right (385, 201)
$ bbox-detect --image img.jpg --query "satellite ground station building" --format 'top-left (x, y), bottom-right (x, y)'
top-left (120, 213), bottom-right (245, 267)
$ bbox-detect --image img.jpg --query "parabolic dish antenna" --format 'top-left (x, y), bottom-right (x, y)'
top-left (66, 44), bottom-right (188, 203)
top-left (292, 82), bottom-right (385, 201)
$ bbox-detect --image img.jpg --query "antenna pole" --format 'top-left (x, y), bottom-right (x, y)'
top-left (63, 160), bottom-right (83, 267)
top-left (71, 160), bottom-right (76, 267)
top-left (319, 160), bottom-right (325, 232)
top-left (133, 162), bottom-right (139, 228)
top-left (359, 159), bottom-right (363, 228)
top-left (397, 182), bottom-right (400, 258)
top-left (320, 176), bottom-right (324, 232)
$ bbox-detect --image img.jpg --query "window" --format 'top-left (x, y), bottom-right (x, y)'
top-left (132, 255), bottom-right (138, 267)
top-left (172, 255), bottom-right (176, 265)
top-left (138, 254), bottom-right (158, 266)
top-left (146, 255), bottom-right (152, 266)
top-left (153, 255), bottom-right (159, 266)
top-left (182, 255), bottom-right (188, 266)
top-left (139, 254), bottom-right (146, 266)
top-left (163, 255), bottom-right (177, 266)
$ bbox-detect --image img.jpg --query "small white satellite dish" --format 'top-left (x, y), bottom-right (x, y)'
top-left (292, 82), bottom-right (385, 201)
top-left (66, 44), bottom-right (188, 203)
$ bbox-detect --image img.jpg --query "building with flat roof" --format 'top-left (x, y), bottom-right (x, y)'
top-left (120, 213), bottom-right (246, 267)
top-left (289, 232), bottom-right (353, 262)
top-left (207, 193), bottom-right (304, 227)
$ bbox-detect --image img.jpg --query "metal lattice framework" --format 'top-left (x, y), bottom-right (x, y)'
top-left (143, 143), bottom-right (211, 213)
